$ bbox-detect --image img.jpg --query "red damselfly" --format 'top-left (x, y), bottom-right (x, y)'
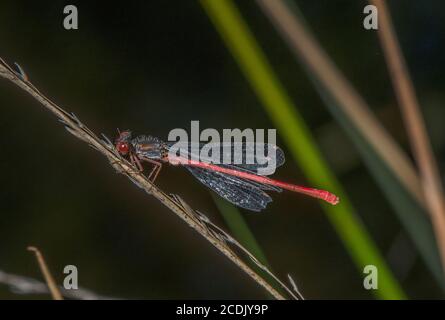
top-left (115, 130), bottom-right (339, 211)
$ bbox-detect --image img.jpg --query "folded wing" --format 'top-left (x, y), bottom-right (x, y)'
top-left (186, 166), bottom-right (276, 212)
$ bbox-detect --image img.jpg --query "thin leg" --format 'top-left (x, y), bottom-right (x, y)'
top-left (129, 154), bottom-right (136, 167)
top-left (140, 158), bottom-right (163, 183)
top-left (149, 163), bottom-right (162, 182)
top-left (130, 153), bottom-right (144, 172)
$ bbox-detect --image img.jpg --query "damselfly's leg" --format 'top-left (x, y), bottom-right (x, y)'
top-left (130, 153), bottom-right (144, 172)
top-left (148, 163), bottom-right (162, 182)
top-left (140, 158), bottom-right (162, 183)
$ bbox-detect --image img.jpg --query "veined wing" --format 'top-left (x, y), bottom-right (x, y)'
top-left (186, 166), bottom-right (275, 212)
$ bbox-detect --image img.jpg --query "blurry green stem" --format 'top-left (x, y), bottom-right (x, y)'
top-left (200, 0), bottom-right (406, 299)
top-left (213, 195), bottom-right (269, 267)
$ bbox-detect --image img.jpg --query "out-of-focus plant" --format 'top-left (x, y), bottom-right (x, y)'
top-left (200, 0), bottom-right (406, 299)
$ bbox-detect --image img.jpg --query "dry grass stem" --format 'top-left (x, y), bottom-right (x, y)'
top-left (370, 0), bottom-right (445, 273)
top-left (0, 58), bottom-right (298, 300)
top-left (27, 246), bottom-right (63, 300)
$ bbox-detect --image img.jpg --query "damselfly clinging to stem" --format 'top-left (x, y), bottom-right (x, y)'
top-left (115, 130), bottom-right (339, 211)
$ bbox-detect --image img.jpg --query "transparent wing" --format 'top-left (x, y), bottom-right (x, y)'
top-left (186, 166), bottom-right (275, 212)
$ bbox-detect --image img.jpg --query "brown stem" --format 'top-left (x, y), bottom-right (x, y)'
top-left (370, 0), bottom-right (445, 273)
top-left (27, 246), bottom-right (63, 300)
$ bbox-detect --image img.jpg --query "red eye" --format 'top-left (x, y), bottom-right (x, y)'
top-left (117, 142), bottom-right (129, 154)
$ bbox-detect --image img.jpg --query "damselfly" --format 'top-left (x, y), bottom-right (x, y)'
top-left (115, 130), bottom-right (339, 211)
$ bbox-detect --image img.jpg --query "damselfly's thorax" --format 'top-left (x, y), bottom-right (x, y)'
top-left (131, 135), bottom-right (168, 160)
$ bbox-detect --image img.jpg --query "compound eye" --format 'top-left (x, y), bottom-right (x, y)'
top-left (117, 142), bottom-right (130, 154)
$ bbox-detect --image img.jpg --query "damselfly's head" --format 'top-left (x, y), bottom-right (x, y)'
top-left (115, 129), bottom-right (132, 156)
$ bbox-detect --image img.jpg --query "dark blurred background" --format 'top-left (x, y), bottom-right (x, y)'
top-left (0, 0), bottom-right (444, 299)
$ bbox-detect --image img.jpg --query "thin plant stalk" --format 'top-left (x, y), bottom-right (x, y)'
top-left (27, 246), bottom-right (63, 300)
top-left (370, 0), bottom-right (445, 273)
